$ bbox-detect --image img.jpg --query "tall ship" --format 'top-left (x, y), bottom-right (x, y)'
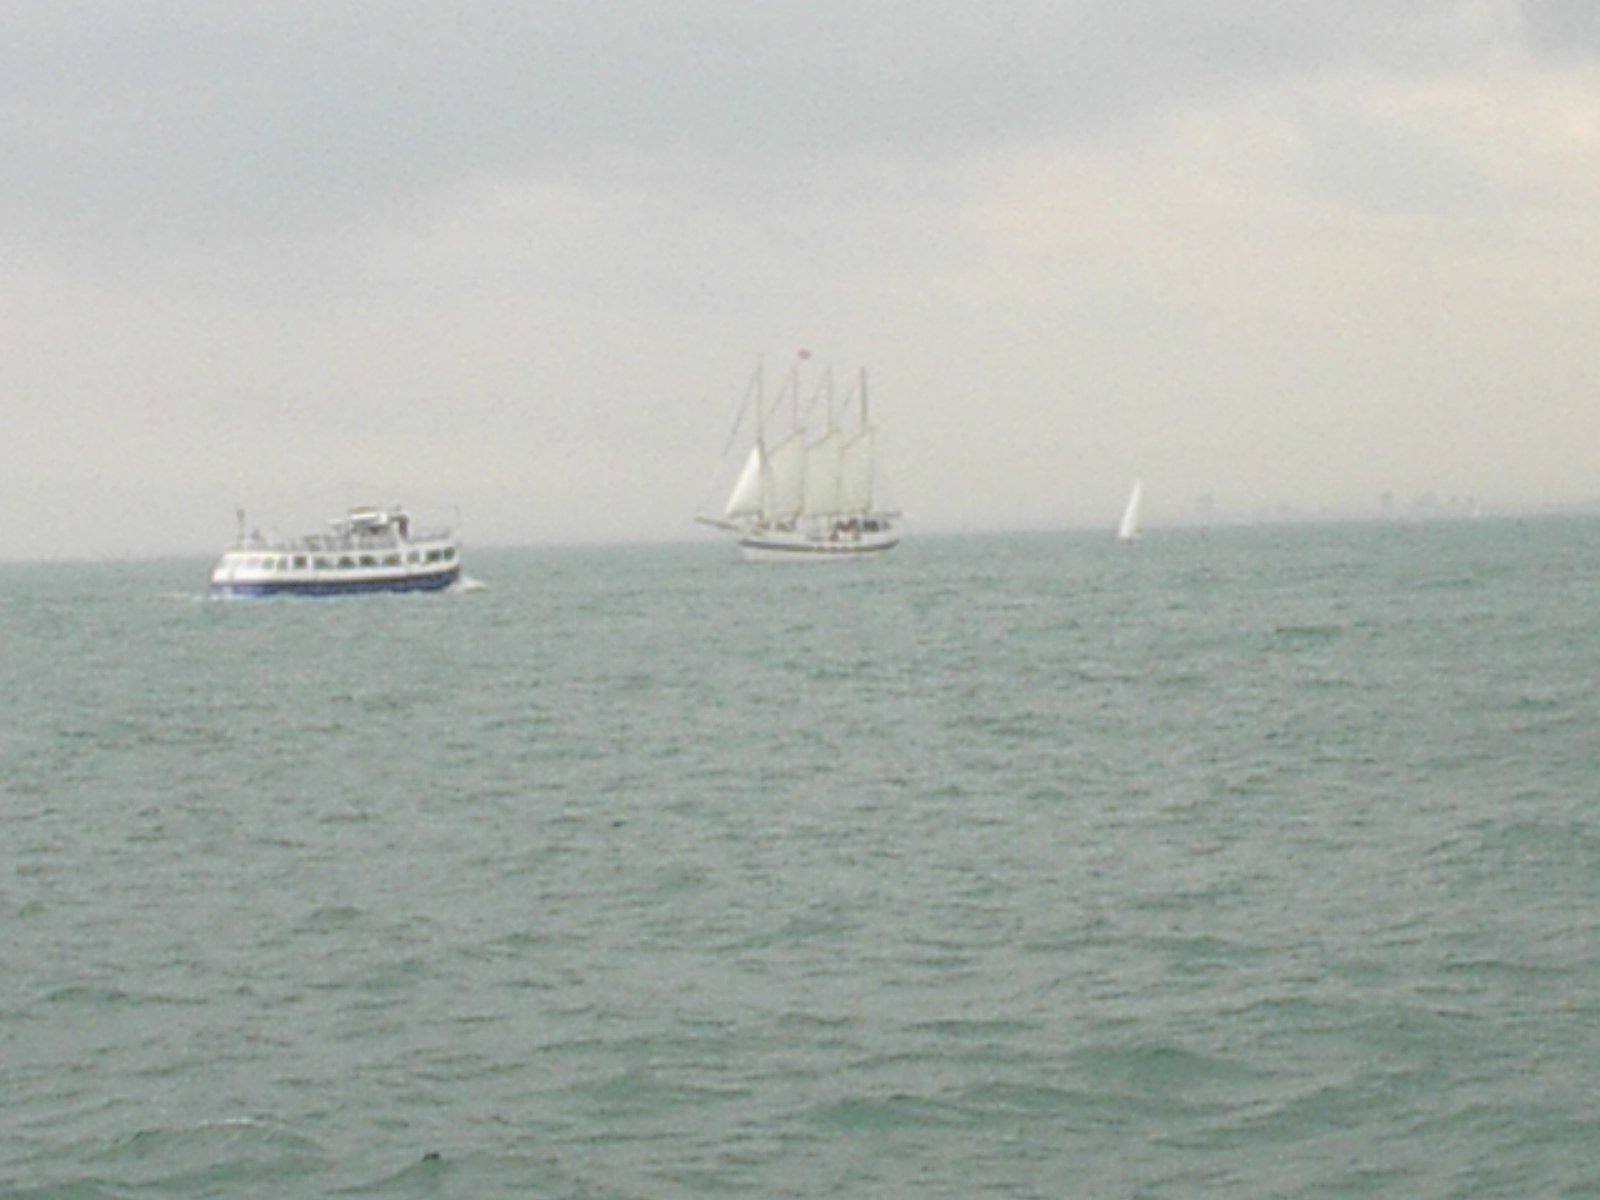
top-left (696, 357), bottom-right (900, 561)
top-left (208, 504), bottom-right (461, 597)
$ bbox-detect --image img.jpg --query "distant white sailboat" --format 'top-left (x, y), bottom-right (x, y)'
top-left (696, 357), bottom-right (900, 561)
top-left (1116, 480), bottom-right (1144, 542)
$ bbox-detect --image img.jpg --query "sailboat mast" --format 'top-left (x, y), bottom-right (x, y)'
top-left (756, 361), bottom-right (772, 517)
top-left (754, 360), bottom-right (765, 445)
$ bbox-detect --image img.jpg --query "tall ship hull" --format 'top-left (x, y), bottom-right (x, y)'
top-left (209, 505), bottom-right (462, 598)
top-left (697, 358), bottom-right (900, 561)
top-left (735, 521), bottom-right (899, 562)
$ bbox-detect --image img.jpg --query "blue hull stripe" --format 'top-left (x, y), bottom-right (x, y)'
top-left (210, 569), bottom-right (460, 598)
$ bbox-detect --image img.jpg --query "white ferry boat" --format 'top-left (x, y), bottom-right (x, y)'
top-left (209, 505), bottom-right (461, 598)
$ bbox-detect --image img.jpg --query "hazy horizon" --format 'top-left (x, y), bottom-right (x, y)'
top-left (11, 494), bottom-right (1600, 568)
top-left (6, 2), bottom-right (1600, 562)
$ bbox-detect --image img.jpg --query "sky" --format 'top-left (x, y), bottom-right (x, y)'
top-left (5, 0), bottom-right (1600, 560)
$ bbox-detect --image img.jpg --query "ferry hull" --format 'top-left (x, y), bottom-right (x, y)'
top-left (209, 567), bottom-right (460, 598)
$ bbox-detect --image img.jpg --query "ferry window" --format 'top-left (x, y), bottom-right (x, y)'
top-left (406, 551), bottom-right (420, 564)
top-left (338, 556), bottom-right (356, 568)
top-left (359, 556), bottom-right (376, 567)
top-left (382, 554), bottom-right (401, 566)
top-left (315, 557), bottom-right (332, 569)
top-left (293, 556), bottom-right (308, 569)
top-left (425, 550), bottom-right (441, 562)
top-left (443, 548), bottom-right (456, 561)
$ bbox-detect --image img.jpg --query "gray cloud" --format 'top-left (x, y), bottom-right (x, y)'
top-left (3, 1), bottom-right (1498, 252)
top-left (1520, 0), bottom-right (1600, 57)
top-left (5, 0), bottom-right (1599, 559)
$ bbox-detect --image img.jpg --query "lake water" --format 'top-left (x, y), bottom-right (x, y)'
top-left (4, 520), bottom-right (1599, 1197)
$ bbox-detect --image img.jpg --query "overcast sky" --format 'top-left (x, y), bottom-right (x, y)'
top-left (5, 0), bottom-right (1600, 559)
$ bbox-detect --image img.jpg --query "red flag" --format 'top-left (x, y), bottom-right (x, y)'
top-left (797, 348), bottom-right (811, 360)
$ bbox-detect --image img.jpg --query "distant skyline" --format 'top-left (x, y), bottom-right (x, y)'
top-left (6, 1), bottom-right (1600, 560)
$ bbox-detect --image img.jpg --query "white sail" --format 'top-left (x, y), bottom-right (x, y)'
top-left (1117, 479), bottom-right (1143, 542)
top-left (765, 432), bottom-right (807, 520)
top-left (839, 426), bottom-right (876, 514)
top-left (802, 431), bottom-right (844, 516)
top-left (724, 443), bottom-right (765, 518)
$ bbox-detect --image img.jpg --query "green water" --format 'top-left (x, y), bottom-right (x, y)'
top-left (4, 521), bottom-right (1599, 1197)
